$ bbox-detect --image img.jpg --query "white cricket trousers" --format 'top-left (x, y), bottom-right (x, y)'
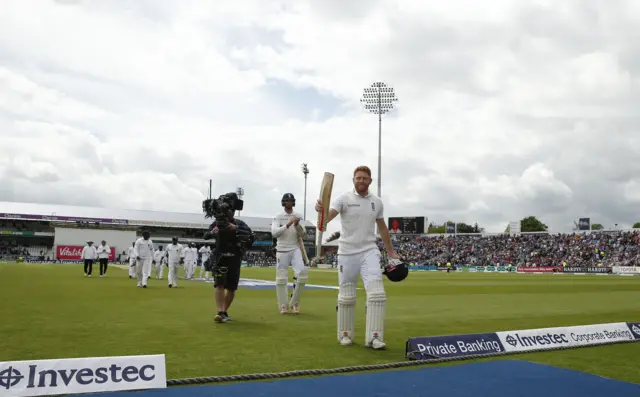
top-left (128, 258), bottom-right (136, 277)
top-left (337, 248), bottom-right (383, 287)
top-left (276, 248), bottom-right (305, 275)
top-left (136, 258), bottom-right (152, 286)
top-left (199, 257), bottom-right (210, 278)
top-left (168, 261), bottom-right (180, 287)
top-left (155, 260), bottom-right (165, 279)
top-left (184, 260), bottom-right (195, 278)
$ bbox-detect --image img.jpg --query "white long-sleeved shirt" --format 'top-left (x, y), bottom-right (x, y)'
top-left (128, 246), bottom-right (135, 260)
top-left (184, 247), bottom-right (198, 262)
top-left (199, 246), bottom-right (211, 261)
top-left (154, 250), bottom-right (165, 263)
top-left (165, 243), bottom-right (184, 263)
top-left (81, 245), bottom-right (97, 260)
top-left (133, 237), bottom-right (154, 259)
top-left (271, 211), bottom-right (305, 252)
top-left (96, 244), bottom-right (111, 259)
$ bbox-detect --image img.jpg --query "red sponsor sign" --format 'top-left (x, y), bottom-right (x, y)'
top-left (56, 245), bottom-right (116, 260)
top-left (517, 266), bottom-right (561, 273)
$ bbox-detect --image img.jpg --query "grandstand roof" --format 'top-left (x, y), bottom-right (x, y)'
top-left (0, 201), bottom-right (316, 231)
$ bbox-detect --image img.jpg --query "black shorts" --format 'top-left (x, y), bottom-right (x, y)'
top-left (213, 256), bottom-right (242, 291)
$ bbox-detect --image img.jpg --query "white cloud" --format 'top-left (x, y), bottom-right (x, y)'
top-left (1, 0), bottom-right (640, 237)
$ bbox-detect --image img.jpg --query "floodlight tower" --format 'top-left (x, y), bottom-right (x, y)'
top-left (360, 82), bottom-right (398, 199)
top-left (236, 187), bottom-right (244, 216)
top-left (301, 163), bottom-right (309, 220)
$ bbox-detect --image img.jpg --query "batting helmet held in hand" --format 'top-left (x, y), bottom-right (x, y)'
top-left (383, 259), bottom-right (409, 282)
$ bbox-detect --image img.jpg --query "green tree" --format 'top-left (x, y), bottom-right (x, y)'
top-left (428, 222), bottom-right (445, 234)
top-left (591, 223), bottom-right (603, 230)
top-left (454, 222), bottom-right (484, 233)
top-left (520, 216), bottom-right (548, 232)
top-left (456, 222), bottom-right (475, 233)
top-left (633, 222), bottom-right (640, 229)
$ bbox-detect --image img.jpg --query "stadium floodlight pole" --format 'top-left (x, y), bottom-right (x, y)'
top-left (301, 163), bottom-right (309, 220)
top-left (236, 187), bottom-right (244, 216)
top-left (360, 81), bottom-right (398, 200)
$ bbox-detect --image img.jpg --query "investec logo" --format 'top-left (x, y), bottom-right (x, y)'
top-left (632, 325), bottom-right (640, 337)
top-left (504, 332), bottom-right (569, 348)
top-left (0, 362), bottom-right (157, 393)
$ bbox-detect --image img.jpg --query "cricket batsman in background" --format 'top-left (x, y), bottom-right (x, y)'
top-left (271, 193), bottom-right (308, 315)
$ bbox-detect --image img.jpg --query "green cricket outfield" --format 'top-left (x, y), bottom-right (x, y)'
top-left (0, 263), bottom-right (638, 383)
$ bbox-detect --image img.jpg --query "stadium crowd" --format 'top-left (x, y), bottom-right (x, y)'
top-left (3, 222), bottom-right (640, 268)
top-left (371, 231), bottom-right (640, 267)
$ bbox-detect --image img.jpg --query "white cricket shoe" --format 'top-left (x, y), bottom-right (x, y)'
top-left (367, 339), bottom-right (386, 350)
top-left (339, 336), bottom-right (353, 346)
top-left (280, 304), bottom-right (288, 315)
top-left (292, 304), bottom-right (300, 315)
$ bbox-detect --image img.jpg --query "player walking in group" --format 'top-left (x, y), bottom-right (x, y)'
top-left (153, 245), bottom-right (166, 280)
top-left (183, 243), bottom-right (197, 279)
top-left (198, 243), bottom-right (212, 279)
top-left (271, 193), bottom-right (308, 314)
top-left (315, 165), bottom-right (399, 350)
top-left (133, 231), bottom-right (154, 288)
top-left (127, 242), bottom-right (135, 279)
top-left (165, 237), bottom-right (184, 288)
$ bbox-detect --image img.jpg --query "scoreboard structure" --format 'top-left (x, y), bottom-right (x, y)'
top-left (388, 216), bottom-right (425, 234)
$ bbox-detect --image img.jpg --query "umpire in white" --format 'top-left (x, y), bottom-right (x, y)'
top-left (96, 240), bottom-right (111, 277)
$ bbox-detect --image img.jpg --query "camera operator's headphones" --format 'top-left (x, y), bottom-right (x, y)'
top-left (281, 193), bottom-right (295, 207)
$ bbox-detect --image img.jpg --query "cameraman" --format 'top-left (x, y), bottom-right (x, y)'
top-left (204, 192), bottom-right (255, 323)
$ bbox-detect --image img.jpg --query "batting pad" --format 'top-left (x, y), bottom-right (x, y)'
top-left (289, 268), bottom-right (308, 307)
top-left (365, 279), bottom-right (386, 344)
top-left (276, 268), bottom-right (289, 309)
top-left (84, 360), bottom-right (640, 397)
top-left (337, 283), bottom-right (356, 342)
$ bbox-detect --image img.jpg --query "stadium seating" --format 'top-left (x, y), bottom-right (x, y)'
top-left (369, 231), bottom-right (640, 267)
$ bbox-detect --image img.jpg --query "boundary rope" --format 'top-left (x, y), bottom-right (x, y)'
top-left (166, 339), bottom-right (639, 386)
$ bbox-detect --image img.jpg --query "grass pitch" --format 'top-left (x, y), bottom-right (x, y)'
top-left (0, 263), bottom-right (639, 384)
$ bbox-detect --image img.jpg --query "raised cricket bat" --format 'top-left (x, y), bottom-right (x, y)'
top-left (315, 172), bottom-right (335, 263)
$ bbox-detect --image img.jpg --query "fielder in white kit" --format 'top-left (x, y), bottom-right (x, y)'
top-left (165, 237), bottom-right (185, 288)
top-left (271, 193), bottom-right (308, 315)
top-left (198, 243), bottom-right (212, 279)
top-left (315, 165), bottom-right (399, 350)
top-left (133, 231), bottom-right (154, 288)
top-left (183, 243), bottom-right (197, 279)
top-left (153, 245), bottom-right (166, 280)
top-left (127, 242), bottom-right (135, 279)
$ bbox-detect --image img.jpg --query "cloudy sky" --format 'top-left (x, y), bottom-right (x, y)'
top-left (1, 0), bottom-right (639, 235)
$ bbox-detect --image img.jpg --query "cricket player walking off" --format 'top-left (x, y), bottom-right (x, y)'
top-left (165, 237), bottom-right (185, 288)
top-left (133, 231), bottom-right (154, 288)
top-left (153, 246), bottom-right (166, 280)
top-left (183, 243), bottom-right (197, 279)
top-left (315, 166), bottom-right (399, 350)
top-left (199, 244), bottom-right (212, 279)
top-left (127, 242), bottom-right (135, 279)
top-left (271, 193), bottom-right (308, 314)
